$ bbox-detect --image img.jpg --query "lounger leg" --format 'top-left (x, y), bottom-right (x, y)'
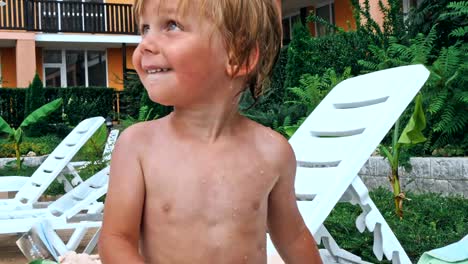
top-left (315, 225), bottom-right (372, 264)
top-left (83, 227), bottom-right (101, 254)
top-left (342, 177), bottom-right (410, 264)
top-left (66, 227), bottom-right (88, 251)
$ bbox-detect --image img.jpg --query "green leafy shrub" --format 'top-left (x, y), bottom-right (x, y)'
top-left (24, 73), bottom-right (45, 116)
top-left (0, 134), bottom-right (61, 157)
top-left (0, 88), bottom-right (26, 128)
top-left (24, 73), bottom-right (49, 137)
top-left (248, 46), bottom-right (289, 113)
top-left (120, 69), bottom-right (172, 121)
top-left (325, 187), bottom-right (468, 263)
top-left (284, 22), bottom-right (315, 91)
top-left (283, 23), bottom-right (373, 93)
top-left (73, 124), bottom-right (108, 162)
top-left (359, 14), bottom-right (467, 154)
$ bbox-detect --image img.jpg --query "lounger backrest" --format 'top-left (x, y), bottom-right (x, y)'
top-left (290, 65), bottom-right (430, 232)
top-left (48, 166), bottom-right (109, 219)
top-left (14, 117), bottom-right (105, 207)
top-left (102, 129), bottom-right (119, 163)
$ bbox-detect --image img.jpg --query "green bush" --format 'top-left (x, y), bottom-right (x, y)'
top-left (283, 23), bottom-right (373, 93)
top-left (24, 73), bottom-right (45, 116)
top-left (0, 88), bottom-right (26, 128)
top-left (325, 187), bottom-right (468, 263)
top-left (284, 22), bottom-right (315, 91)
top-left (24, 73), bottom-right (50, 137)
top-left (120, 69), bottom-right (172, 121)
top-left (0, 87), bottom-right (115, 134)
top-left (0, 134), bottom-right (62, 157)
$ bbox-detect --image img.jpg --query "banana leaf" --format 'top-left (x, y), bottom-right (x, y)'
top-left (398, 94), bottom-right (427, 144)
top-left (20, 98), bottom-right (63, 128)
top-left (0, 116), bottom-right (14, 135)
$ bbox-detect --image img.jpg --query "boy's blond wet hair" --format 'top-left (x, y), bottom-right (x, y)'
top-left (133, 0), bottom-right (282, 100)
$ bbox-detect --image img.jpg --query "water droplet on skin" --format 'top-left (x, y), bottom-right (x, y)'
top-left (244, 255), bottom-right (248, 260)
top-left (260, 170), bottom-right (264, 175)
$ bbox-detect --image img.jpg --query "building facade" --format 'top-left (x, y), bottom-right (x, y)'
top-left (0, 0), bottom-right (419, 90)
top-left (281, 0), bottom-right (421, 43)
top-left (0, 0), bottom-right (137, 90)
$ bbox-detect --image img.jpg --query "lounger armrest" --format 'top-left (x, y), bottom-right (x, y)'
top-left (0, 176), bottom-right (29, 192)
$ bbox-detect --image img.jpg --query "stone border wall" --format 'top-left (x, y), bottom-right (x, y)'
top-left (359, 157), bottom-right (468, 197)
top-left (0, 155), bottom-right (48, 168)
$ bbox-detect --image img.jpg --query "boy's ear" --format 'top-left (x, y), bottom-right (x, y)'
top-left (226, 44), bottom-right (259, 77)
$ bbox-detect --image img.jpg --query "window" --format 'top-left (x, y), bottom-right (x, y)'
top-left (315, 2), bottom-right (335, 37)
top-left (43, 49), bottom-right (107, 88)
top-left (403, 0), bottom-right (423, 15)
top-left (282, 13), bottom-right (301, 44)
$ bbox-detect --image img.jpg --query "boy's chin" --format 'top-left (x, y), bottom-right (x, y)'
top-left (147, 93), bottom-right (174, 107)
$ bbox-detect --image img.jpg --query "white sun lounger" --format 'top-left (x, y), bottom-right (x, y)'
top-left (0, 116), bottom-right (105, 211)
top-left (61, 128), bottom-right (119, 192)
top-left (0, 166), bottom-right (110, 260)
top-left (267, 65), bottom-right (430, 264)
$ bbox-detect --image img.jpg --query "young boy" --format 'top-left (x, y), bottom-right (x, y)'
top-left (99, 0), bottom-right (322, 263)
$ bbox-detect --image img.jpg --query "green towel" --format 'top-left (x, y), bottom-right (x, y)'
top-left (417, 235), bottom-right (468, 264)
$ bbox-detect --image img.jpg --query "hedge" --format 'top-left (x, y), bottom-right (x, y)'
top-left (0, 87), bottom-right (115, 127)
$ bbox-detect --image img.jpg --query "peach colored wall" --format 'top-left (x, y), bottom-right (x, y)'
top-left (1, 48), bottom-right (17, 87)
top-left (108, 48), bottom-right (124, 91)
top-left (359, 0), bottom-right (386, 27)
top-left (335, 0), bottom-right (355, 30)
top-left (16, 39), bottom-right (36, 87)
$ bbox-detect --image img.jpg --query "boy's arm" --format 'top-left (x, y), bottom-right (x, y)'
top-left (99, 127), bottom-right (146, 263)
top-left (267, 138), bottom-right (322, 264)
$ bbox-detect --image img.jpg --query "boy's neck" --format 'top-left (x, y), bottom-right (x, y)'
top-left (168, 99), bottom-right (243, 144)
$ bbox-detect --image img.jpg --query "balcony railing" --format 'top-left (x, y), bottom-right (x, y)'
top-left (0, 0), bottom-right (137, 35)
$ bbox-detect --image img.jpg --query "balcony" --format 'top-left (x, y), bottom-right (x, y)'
top-left (0, 0), bottom-right (137, 35)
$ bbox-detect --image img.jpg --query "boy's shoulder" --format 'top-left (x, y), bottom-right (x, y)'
top-left (116, 118), bottom-right (168, 147)
top-left (246, 119), bottom-right (295, 168)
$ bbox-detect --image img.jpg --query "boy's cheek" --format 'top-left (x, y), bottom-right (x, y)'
top-left (132, 47), bottom-right (143, 74)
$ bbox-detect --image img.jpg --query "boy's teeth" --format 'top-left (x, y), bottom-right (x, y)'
top-left (147, 68), bottom-right (170, 74)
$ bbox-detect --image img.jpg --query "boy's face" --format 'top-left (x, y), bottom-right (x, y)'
top-left (133, 0), bottom-right (231, 107)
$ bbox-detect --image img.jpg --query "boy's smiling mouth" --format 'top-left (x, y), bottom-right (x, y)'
top-left (146, 68), bottom-right (172, 74)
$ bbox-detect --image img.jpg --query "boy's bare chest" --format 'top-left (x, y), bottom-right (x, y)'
top-left (141, 145), bottom-right (278, 220)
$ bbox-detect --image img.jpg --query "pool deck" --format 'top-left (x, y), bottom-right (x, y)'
top-left (0, 234), bottom-right (28, 264)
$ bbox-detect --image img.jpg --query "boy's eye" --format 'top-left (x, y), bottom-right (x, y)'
top-left (140, 24), bottom-right (150, 35)
top-left (166, 20), bottom-right (182, 31)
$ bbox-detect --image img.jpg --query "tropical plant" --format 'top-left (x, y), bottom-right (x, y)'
top-left (406, 0), bottom-right (466, 50)
top-left (24, 73), bottom-right (45, 116)
top-left (359, 20), bottom-right (467, 153)
top-left (242, 103), bottom-right (299, 138)
top-left (424, 43), bottom-right (467, 150)
top-left (24, 73), bottom-right (48, 136)
top-left (0, 98), bottom-right (62, 169)
top-left (439, 1), bottom-right (468, 39)
top-left (283, 68), bottom-right (353, 137)
top-left (350, 0), bottom-right (406, 46)
top-left (283, 22), bottom-right (314, 91)
top-left (378, 94), bottom-right (427, 219)
top-left (121, 69), bottom-right (171, 122)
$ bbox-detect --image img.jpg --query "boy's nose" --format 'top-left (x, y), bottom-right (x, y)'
top-left (139, 34), bottom-right (161, 54)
